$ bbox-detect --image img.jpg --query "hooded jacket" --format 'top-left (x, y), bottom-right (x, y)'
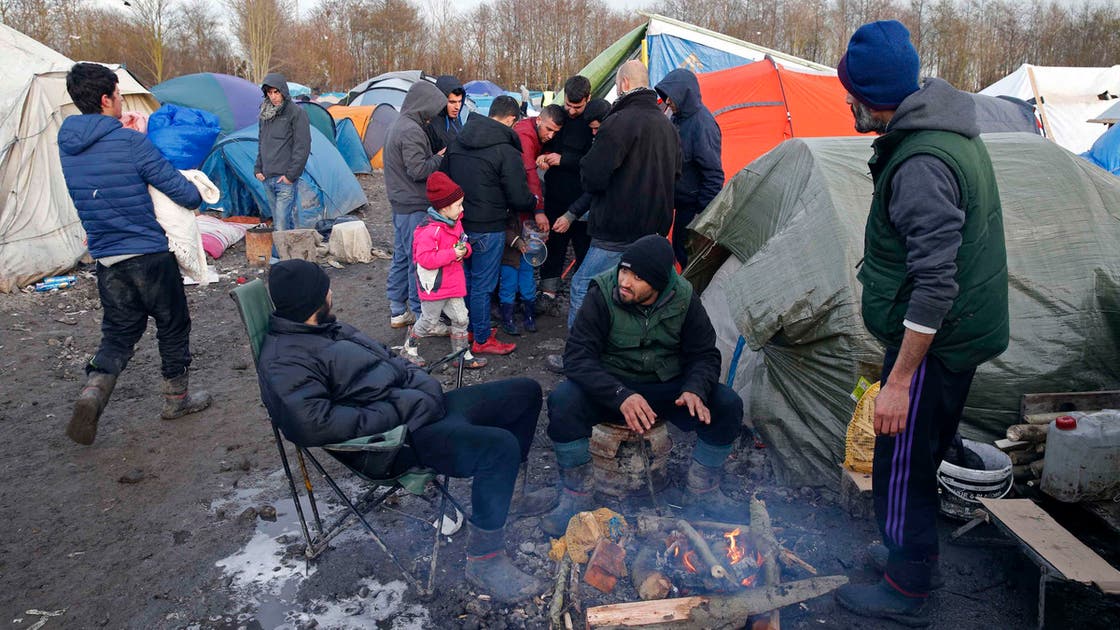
top-left (580, 88), bottom-right (681, 245)
top-left (257, 315), bottom-right (446, 447)
top-left (441, 115), bottom-right (538, 233)
top-left (255, 73), bottom-right (312, 182)
top-left (58, 114), bottom-right (201, 259)
top-left (428, 75), bottom-right (466, 151)
top-left (412, 213), bottom-right (471, 300)
top-left (655, 69), bottom-right (724, 213)
top-left (859, 77), bottom-right (1008, 369)
top-left (384, 80), bottom-right (447, 214)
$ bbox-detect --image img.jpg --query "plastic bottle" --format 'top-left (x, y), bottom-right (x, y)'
top-left (1040, 410), bottom-right (1120, 502)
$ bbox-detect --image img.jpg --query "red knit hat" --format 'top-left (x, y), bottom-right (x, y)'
top-left (426, 172), bottom-right (464, 209)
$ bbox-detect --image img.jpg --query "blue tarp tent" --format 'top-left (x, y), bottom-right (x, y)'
top-left (334, 118), bottom-right (373, 175)
top-left (200, 124), bottom-right (366, 225)
top-left (1083, 124), bottom-right (1120, 176)
top-left (464, 80), bottom-right (504, 97)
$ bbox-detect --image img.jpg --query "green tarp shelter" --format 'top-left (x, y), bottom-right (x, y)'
top-left (689, 133), bottom-right (1120, 487)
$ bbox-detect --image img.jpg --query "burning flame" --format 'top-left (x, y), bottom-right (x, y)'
top-left (756, 551), bottom-right (764, 566)
top-left (741, 575), bottom-right (756, 587)
top-left (682, 550), bottom-right (698, 573)
top-left (724, 528), bottom-right (745, 565)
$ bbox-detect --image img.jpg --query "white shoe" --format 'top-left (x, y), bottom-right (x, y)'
top-left (390, 311), bottom-right (416, 328)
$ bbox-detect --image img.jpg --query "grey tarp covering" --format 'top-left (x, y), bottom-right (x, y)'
top-left (692, 133), bottom-right (1120, 487)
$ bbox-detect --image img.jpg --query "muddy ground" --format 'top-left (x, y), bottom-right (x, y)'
top-left (0, 173), bottom-right (1039, 629)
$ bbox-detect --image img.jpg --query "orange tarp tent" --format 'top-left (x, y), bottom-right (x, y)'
top-left (696, 59), bottom-right (870, 180)
top-left (328, 104), bottom-right (399, 169)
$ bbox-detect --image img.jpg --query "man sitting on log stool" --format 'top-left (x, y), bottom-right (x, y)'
top-left (542, 235), bottom-right (745, 536)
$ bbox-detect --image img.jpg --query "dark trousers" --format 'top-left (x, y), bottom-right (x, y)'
top-left (540, 220), bottom-right (590, 284)
top-left (671, 207), bottom-right (697, 267)
top-left (91, 251), bottom-right (192, 379)
top-left (398, 378), bottom-right (543, 530)
top-left (872, 348), bottom-right (976, 594)
top-left (546, 378), bottom-right (742, 446)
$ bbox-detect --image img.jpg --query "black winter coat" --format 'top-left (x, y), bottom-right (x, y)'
top-left (541, 113), bottom-right (593, 218)
top-left (580, 88), bottom-right (681, 244)
top-left (442, 115), bottom-right (537, 233)
top-left (257, 316), bottom-right (445, 447)
top-left (655, 69), bottom-right (724, 213)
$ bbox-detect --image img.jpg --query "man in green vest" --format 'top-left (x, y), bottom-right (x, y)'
top-left (833, 20), bottom-right (1009, 627)
top-left (540, 235), bottom-right (745, 536)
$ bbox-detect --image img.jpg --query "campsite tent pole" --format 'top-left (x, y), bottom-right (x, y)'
top-left (1026, 65), bottom-right (1054, 143)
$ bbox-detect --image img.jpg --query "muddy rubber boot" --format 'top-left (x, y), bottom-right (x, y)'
top-left (499, 303), bottom-right (520, 336)
top-left (522, 301), bottom-right (537, 333)
top-left (540, 462), bottom-right (596, 537)
top-left (681, 459), bottom-right (749, 522)
top-left (867, 543), bottom-right (944, 590)
top-left (160, 373), bottom-right (212, 420)
top-left (68, 371), bottom-right (118, 445)
top-left (835, 580), bottom-right (931, 627)
top-left (508, 462), bottom-right (559, 518)
top-left (464, 523), bottom-right (544, 603)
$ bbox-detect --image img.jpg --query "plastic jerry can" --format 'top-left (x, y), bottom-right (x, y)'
top-left (1040, 410), bottom-right (1120, 502)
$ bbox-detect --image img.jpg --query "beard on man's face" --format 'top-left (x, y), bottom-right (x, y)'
top-left (852, 100), bottom-right (889, 134)
top-left (313, 302), bottom-right (336, 325)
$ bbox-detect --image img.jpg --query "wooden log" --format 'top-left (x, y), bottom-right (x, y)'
top-left (636, 515), bottom-right (752, 537)
top-left (778, 547), bottom-right (818, 576)
top-left (584, 575), bottom-right (849, 629)
top-left (995, 438), bottom-right (1031, 452)
top-left (750, 497), bottom-right (782, 630)
top-left (1007, 424), bottom-right (1048, 442)
top-left (585, 539), bottom-right (627, 594)
top-left (1009, 449), bottom-right (1044, 465)
top-left (1030, 459), bottom-right (1045, 478)
top-left (632, 547), bottom-right (672, 601)
top-left (1012, 464), bottom-right (1037, 482)
top-left (677, 519), bottom-right (738, 588)
top-left (550, 556), bottom-right (571, 630)
top-left (571, 557), bottom-right (583, 613)
top-left (1024, 412), bottom-right (1068, 425)
top-left (839, 467), bottom-right (874, 519)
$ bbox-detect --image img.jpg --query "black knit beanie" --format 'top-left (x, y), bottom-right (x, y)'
top-left (619, 235), bottom-right (675, 293)
top-left (269, 260), bottom-right (330, 322)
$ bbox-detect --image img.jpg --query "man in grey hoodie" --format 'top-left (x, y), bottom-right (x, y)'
top-left (383, 80), bottom-right (448, 328)
top-left (832, 21), bottom-right (1008, 628)
top-left (254, 72), bottom-right (311, 232)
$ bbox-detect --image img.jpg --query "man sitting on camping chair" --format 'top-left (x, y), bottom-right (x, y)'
top-left (256, 260), bottom-right (554, 602)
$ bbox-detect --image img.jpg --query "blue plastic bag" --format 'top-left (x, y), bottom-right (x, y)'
top-left (148, 104), bottom-right (222, 170)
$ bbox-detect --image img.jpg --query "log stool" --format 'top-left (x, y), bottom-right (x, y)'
top-left (589, 421), bottom-right (672, 497)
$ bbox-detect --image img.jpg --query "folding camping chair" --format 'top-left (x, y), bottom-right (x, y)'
top-left (230, 278), bottom-right (467, 597)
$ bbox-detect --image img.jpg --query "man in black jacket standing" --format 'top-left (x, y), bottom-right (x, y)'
top-left (540, 236), bottom-right (744, 535)
top-left (568, 60), bottom-right (681, 329)
top-left (257, 260), bottom-right (554, 603)
top-left (442, 95), bottom-right (540, 356)
top-left (254, 72), bottom-right (311, 232)
top-left (655, 68), bottom-right (724, 266)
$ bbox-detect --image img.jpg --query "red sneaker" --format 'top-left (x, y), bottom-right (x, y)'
top-left (472, 336), bottom-right (517, 355)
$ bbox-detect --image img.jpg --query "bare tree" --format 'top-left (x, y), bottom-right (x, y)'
top-left (126, 0), bottom-right (177, 84)
top-left (227, 0), bottom-right (293, 83)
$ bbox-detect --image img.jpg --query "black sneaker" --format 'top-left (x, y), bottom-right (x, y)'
top-left (867, 543), bottom-right (944, 590)
top-left (835, 580), bottom-right (931, 628)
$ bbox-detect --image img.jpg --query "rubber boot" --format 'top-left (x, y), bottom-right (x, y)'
top-left (835, 579), bottom-right (931, 627)
top-left (867, 543), bottom-right (944, 590)
top-left (522, 300), bottom-right (537, 333)
top-left (68, 371), bottom-right (118, 445)
top-left (160, 372), bottom-right (212, 420)
top-left (540, 461), bottom-right (596, 537)
top-left (464, 523), bottom-right (544, 603)
top-left (499, 302), bottom-right (520, 336)
top-left (451, 332), bottom-right (487, 369)
top-left (508, 462), bottom-right (559, 518)
top-left (401, 326), bottom-right (427, 367)
top-left (680, 459), bottom-right (749, 522)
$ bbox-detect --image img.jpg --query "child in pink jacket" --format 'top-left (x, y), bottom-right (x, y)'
top-left (404, 173), bottom-right (487, 369)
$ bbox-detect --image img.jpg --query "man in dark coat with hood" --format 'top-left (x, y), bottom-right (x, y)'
top-left (567, 60), bottom-right (681, 329)
top-left (428, 75), bottom-right (468, 152)
top-left (655, 68), bottom-right (724, 266)
top-left (384, 80), bottom-right (448, 328)
top-left (257, 260), bottom-right (555, 603)
top-left (441, 95), bottom-right (539, 356)
top-left (59, 63), bottom-right (211, 445)
top-left (254, 72), bottom-right (312, 233)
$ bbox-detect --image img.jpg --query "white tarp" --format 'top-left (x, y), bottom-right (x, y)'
top-left (0, 24), bottom-right (159, 291)
top-left (980, 64), bottom-right (1120, 153)
top-left (692, 133), bottom-right (1120, 487)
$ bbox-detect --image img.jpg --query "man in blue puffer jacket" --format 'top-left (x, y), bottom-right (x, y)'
top-left (58, 63), bottom-right (212, 446)
top-left (654, 68), bottom-right (724, 266)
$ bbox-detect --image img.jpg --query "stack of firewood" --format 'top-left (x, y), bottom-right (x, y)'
top-left (998, 412), bottom-right (1061, 483)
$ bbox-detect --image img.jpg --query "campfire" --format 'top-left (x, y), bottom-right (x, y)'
top-left (661, 526), bottom-right (764, 593)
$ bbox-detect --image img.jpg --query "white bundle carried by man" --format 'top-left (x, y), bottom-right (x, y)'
top-left (151, 170), bottom-right (220, 285)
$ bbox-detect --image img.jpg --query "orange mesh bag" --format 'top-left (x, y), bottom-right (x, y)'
top-left (844, 381), bottom-right (880, 473)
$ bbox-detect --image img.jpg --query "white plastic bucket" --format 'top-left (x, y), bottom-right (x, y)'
top-left (937, 439), bottom-right (1012, 520)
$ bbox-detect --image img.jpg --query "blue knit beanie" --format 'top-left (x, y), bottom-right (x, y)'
top-left (838, 20), bottom-right (920, 111)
